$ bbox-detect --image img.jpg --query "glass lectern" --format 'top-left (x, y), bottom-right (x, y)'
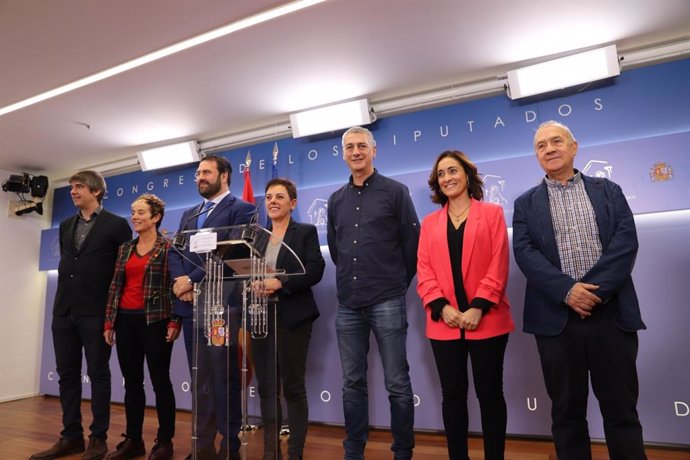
top-left (172, 224), bottom-right (305, 460)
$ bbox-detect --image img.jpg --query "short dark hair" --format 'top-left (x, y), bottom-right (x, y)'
top-left (134, 193), bottom-right (165, 230)
top-left (200, 154), bottom-right (232, 185)
top-left (428, 150), bottom-right (484, 205)
top-left (69, 170), bottom-right (107, 203)
top-left (265, 177), bottom-right (297, 201)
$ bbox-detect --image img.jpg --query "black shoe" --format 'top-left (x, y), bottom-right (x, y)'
top-left (148, 439), bottom-right (173, 460)
top-left (105, 436), bottom-right (144, 459)
top-left (29, 437), bottom-right (85, 459)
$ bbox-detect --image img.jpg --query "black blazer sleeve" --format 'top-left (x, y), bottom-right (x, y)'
top-left (280, 223), bottom-right (325, 296)
top-left (275, 221), bottom-right (325, 328)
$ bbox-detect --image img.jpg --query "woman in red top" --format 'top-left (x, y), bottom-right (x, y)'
top-left (416, 151), bottom-right (514, 460)
top-left (103, 194), bottom-right (180, 460)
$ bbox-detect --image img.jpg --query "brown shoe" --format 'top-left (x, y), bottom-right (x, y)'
top-left (104, 437), bottom-right (145, 459)
top-left (29, 437), bottom-right (85, 459)
top-left (84, 437), bottom-right (109, 460)
top-left (147, 439), bottom-right (173, 460)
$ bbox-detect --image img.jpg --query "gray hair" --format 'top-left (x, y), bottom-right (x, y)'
top-left (534, 120), bottom-right (577, 146)
top-left (342, 126), bottom-right (376, 148)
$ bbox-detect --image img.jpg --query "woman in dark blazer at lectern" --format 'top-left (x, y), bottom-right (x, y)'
top-left (251, 177), bottom-right (325, 460)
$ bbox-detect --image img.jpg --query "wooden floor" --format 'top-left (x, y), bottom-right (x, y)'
top-left (1, 396), bottom-right (688, 459)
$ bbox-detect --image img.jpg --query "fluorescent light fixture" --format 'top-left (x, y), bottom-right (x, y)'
top-left (200, 122), bottom-right (291, 153)
top-left (373, 78), bottom-right (506, 116)
top-left (137, 141), bottom-right (200, 171)
top-left (290, 99), bottom-right (374, 138)
top-left (619, 38), bottom-right (690, 69)
top-left (0, 0), bottom-right (327, 117)
top-left (507, 44), bottom-right (620, 99)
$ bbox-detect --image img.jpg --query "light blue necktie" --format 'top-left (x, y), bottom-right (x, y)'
top-left (196, 201), bottom-right (215, 229)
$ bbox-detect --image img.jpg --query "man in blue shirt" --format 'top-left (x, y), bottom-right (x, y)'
top-left (327, 126), bottom-right (420, 460)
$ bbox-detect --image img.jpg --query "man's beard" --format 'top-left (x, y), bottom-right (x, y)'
top-left (198, 178), bottom-right (221, 199)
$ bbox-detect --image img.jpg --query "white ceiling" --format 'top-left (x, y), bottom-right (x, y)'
top-left (1, 0), bottom-right (689, 180)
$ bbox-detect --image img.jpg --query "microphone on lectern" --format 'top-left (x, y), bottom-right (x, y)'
top-left (172, 203), bottom-right (217, 250)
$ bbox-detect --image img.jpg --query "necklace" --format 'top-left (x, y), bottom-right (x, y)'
top-left (448, 202), bottom-right (471, 223)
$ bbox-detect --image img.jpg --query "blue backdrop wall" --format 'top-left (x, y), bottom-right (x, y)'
top-left (39, 58), bottom-right (690, 446)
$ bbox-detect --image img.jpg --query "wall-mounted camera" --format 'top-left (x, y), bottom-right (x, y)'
top-left (2, 174), bottom-right (30, 194)
top-left (2, 173), bottom-right (49, 216)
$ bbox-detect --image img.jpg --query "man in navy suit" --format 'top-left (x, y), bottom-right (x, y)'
top-left (31, 170), bottom-right (132, 460)
top-left (169, 155), bottom-right (254, 460)
top-left (512, 121), bottom-right (647, 460)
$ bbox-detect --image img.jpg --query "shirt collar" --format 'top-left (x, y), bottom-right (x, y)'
top-left (544, 169), bottom-right (582, 189)
top-left (78, 204), bottom-right (103, 221)
top-left (348, 168), bottom-right (378, 189)
top-left (205, 190), bottom-right (230, 206)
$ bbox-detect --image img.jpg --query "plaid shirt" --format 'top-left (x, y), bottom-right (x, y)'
top-left (105, 233), bottom-right (178, 328)
top-left (545, 171), bottom-right (603, 283)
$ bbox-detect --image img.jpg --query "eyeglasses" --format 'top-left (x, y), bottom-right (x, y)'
top-left (194, 169), bottom-right (215, 179)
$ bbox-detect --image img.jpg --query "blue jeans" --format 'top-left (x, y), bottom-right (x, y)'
top-left (336, 296), bottom-right (414, 460)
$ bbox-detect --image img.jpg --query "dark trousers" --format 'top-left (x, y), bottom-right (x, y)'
top-left (114, 313), bottom-right (175, 441)
top-left (182, 314), bottom-right (242, 453)
top-left (430, 334), bottom-right (509, 460)
top-left (52, 313), bottom-right (112, 440)
top-left (252, 310), bottom-right (314, 459)
top-left (536, 301), bottom-right (647, 460)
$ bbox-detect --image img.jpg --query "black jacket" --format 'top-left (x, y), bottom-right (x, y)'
top-left (271, 220), bottom-right (325, 329)
top-left (53, 209), bottom-right (132, 317)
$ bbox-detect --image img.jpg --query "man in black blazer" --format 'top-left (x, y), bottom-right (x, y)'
top-left (169, 155), bottom-right (254, 460)
top-left (31, 171), bottom-right (131, 460)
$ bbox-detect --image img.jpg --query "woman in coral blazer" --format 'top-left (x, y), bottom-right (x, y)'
top-left (417, 150), bottom-right (514, 460)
